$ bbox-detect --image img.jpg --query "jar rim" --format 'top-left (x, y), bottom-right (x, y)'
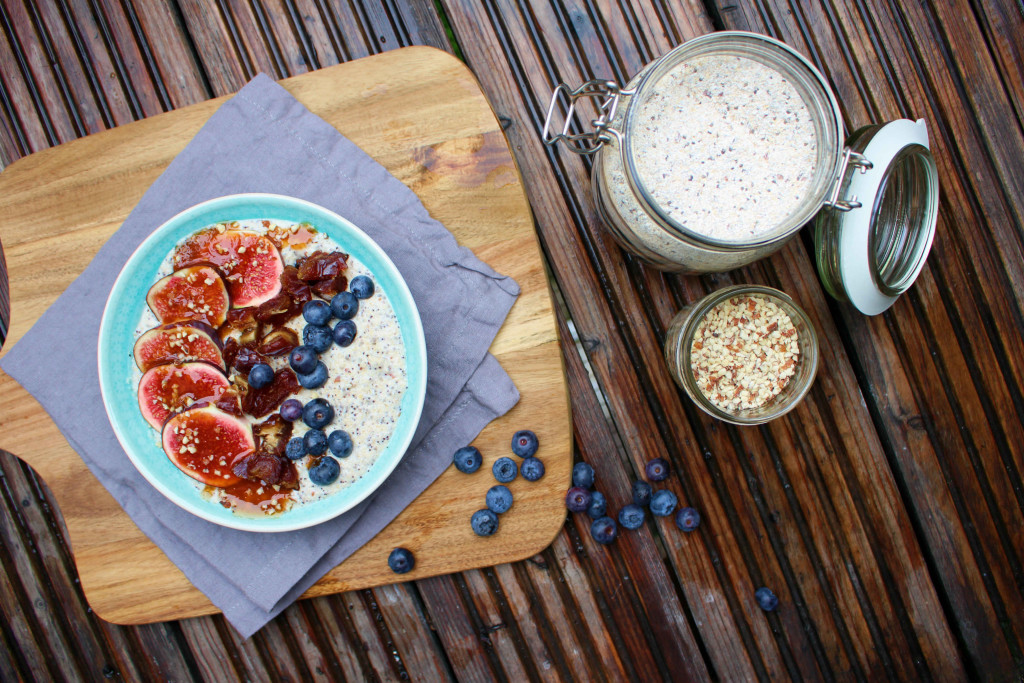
top-left (620, 31), bottom-right (845, 250)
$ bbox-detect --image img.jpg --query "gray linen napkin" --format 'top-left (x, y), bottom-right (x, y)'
top-left (0, 74), bottom-right (520, 637)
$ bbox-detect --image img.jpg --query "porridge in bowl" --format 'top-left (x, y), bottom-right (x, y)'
top-left (132, 218), bottom-right (407, 517)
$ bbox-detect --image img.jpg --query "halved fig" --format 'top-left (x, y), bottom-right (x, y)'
top-left (174, 229), bottom-right (284, 307)
top-left (133, 322), bottom-right (224, 372)
top-left (147, 265), bottom-right (230, 328)
top-left (138, 362), bottom-right (230, 430)
top-left (161, 404), bottom-right (254, 487)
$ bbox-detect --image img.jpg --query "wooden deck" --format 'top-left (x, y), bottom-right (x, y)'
top-left (1, 1), bottom-right (1022, 681)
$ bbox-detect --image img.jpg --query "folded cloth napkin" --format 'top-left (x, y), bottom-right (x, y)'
top-left (0, 74), bottom-right (520, 637)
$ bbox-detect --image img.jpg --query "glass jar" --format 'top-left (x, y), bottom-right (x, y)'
top-left (664, 285), bottom-right (819, 425)
top-left (544, 31), bottom-right (939, 314)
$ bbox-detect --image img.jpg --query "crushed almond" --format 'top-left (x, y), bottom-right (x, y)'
top-left (690, 295), bottom-right (800, 411)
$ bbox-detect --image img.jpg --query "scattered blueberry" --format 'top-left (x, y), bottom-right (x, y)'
top-left (388, 547), bottom-right (414, 574)
top-left (285, 437), bottom-right (306, 460)
top-left (332, 319), bottom-right (357, 347)
top-left (289, 345), bottom-right (318, 375)
top-left (303, 324), bottom-right (334, 353)
top-left (520, 457), bottom-right (545, 481)
top-left (279, 398), bottom-right (303, 422)
top-left (304, 429), bottom-right (328, 456)
top-left (486, 485), bottom-right (513, 514)
top-left (302, 299), bottom-right (332, 326)
top-left (350, 275), bottom-right (375, 299)
top-left (453, 446), bottom-right (483, 474)
top-left (572, 462), bottom-right (595, 489)
top-left (302, 398), bottom-right (334, 429)
top-left (297, 361), bottom-right (329, 389)
top-left (328, 429), bottom-right (353, 458)
top-left (330, 291), bottom-right (359, 320)
top-left (471, 509), bottom-right (499, 536)
top-left (586, 491), bottom-right (607, 519)
top-left (675, 507), bottom-right (701, 532)
top-left (590, 516), bottom-right (618, 544)
top-left (650, 489), bottom-right (678, 517)
top-left (632, 480), bottom-right (652, 507)
top-left (492, 457), bottom-right (518, 483)
top-left (618, 504), bottom-right (645, 530)
top-left (755, 587), bottom-right (779, 612)
top-left (247, 363), bottom-right (274, 390)
top-left (645, 457), bottom-right (670, 482)
top-left (308, 456), bottom-right (340, 486)
top-left (565, 486), bottom-right (592, 513)
top-left (510, 430), bottom-right (538, 458)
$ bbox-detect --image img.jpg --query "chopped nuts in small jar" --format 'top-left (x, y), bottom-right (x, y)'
top-left (689, 295), bottom-right (800, 411)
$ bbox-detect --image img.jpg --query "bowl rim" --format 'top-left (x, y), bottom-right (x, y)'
top-left (97, 193), bottom-right (427, 532)
top-left (670, 284), bottom-right (819, 425)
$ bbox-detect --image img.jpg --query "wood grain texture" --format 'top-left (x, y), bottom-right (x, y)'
top-left (1, 0), bottom-right (1023, 681)
top-left (0, 46), bottom-right (572, 624)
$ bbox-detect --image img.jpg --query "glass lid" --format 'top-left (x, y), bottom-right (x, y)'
top-left (819, 118), bottom-right (939, 315)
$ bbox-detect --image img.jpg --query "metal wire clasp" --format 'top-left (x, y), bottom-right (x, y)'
top-left (824, 148), bottom-right (873, 211)
top-left (542, 80), bottom-right (635, 155)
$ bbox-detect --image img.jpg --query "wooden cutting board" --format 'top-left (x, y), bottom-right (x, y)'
top-left (0, 46), bottom-right (571, 625)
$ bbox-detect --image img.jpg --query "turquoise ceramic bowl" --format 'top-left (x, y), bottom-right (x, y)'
top-left (98, 194), bottom-right (427, 532)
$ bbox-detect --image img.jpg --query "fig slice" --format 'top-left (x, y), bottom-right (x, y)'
top-left (162, 404), bottom-right (254, 488)
top-left (146, 265), bottom-right (230, 328)
top-left (173, 229), bottom-right (284, 308)
top-left (133, 322), bottom-right (224, 372)
top-left (138, 362), bottom-right (230, 430)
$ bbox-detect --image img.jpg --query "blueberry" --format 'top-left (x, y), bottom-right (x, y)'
top-left (645, 457), bottom-right (670, 482)
top-left (618, 504), bottom-right (645, 530)
top-left (302, 299), bottom-right (332, 326)
top-left (510, 429), bottom-right (538, 458)
top-left (279, 398), bottom-right (303, 422)
top-left (330, 291), bottom-right (359, 320)
top-left (492, 457), bottom-right (518, 483)
top-left (303, 324), bottom-right (333, 353)
top-left (675, 507), bottom-right (701, 532)
top-left (572, 462), bottom-right (595, 489)
top-left (302, 398), bottom-right (334, 429)
top-left (247, 363), bottom-right (274, 389)
top-left (285, 437), bottom-right (306, 460)
top-left (486, 485), bottom-right (513, 514)
top-left (590, 516), bottom-right (617, 544)
top-left (304, 429), bottom-right (328, 456)
top-left (350, 275), bottom-right (375, 299)
top-left (453, 446), bottom-right (482, 474)
top-left (332, 319), bottom-right (357, 347)
top-left (755, 587), bottom-right (779, 612)
top-left (388, 547), bottom-right (414, 574)
top-left (328, 430), bottom-right (353, 458)
top-left (565, 486), bottom-right (591, 513)
top-left (308, 456), bottom-right (340, 486)
top-left (289, 345), bottom-right (318, 375)
top-left (650, 489), bottom-right (678, 517)
top-left (520, 457), bottom-right (545, 481)
top-left (471, 509), bottom-right (499, 536)
top-left (297, 361), bottom-right (328, 389)
top-left (632, 480), bottom-right (652, 507)
top-left (586, 490), bottom-right (607, 519)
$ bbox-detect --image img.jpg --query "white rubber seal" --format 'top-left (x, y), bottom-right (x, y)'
top-left (838, 118), bottom-right (936, 315)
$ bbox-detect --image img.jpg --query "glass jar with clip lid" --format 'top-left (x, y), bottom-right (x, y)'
top-left (543, 31), bottom-right (939, 314)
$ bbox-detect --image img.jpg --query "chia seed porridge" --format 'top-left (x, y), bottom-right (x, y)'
top-left (600, 53), bottom-right (819, 266)
top-left (133, 219), bottom-right (407, 516)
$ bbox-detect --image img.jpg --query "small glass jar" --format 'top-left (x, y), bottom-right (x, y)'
top-left (663, 285), bottom-right (819, 425)
top-left (544, 31), bottom-right (939, 314)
